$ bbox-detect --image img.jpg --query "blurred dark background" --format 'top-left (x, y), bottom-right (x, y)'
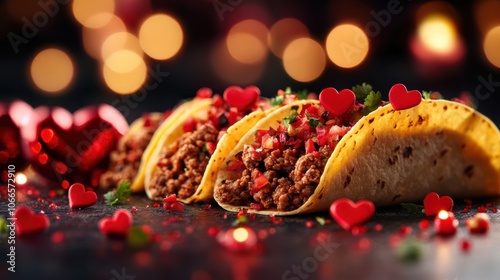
top-left (1, 0), bottom-right (500, 123)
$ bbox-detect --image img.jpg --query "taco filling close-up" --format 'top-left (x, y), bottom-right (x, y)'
top-left (215, 100), bottom-right (363, 211)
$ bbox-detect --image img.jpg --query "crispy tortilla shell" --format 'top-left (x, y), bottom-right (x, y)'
top-left (214, 99), bottom-right (500, 215)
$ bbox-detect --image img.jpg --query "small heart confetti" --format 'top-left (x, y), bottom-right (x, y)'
top-left (15, 206), bottom-right (50, 236)
top-left (330, 198), bottom-right (375, 230)
top-left (68, 183), bottom-right (97, 209)
top-left (223, 85), bottom-right (260, 111)
top-left (319, 87), bottom-right (356, 116)
top-left (423, 192), bottom-right (453, 216)
top-left (388, 83), bottom-right (422, 110)
top-left (98, 209), bottom-right (133, 237)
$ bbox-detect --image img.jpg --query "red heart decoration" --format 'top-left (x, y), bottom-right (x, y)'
top-left (0, 100), bottom-right (33, 175)
top-left (423, 192), bottom-right (453, 216)
top-left (25, 104), bottom-right (128, 188)
top-left (319, 88), bottom-right (356, 116)
top-left (14, 206), bottom-right (50, 236)
top-left (388, 83), bottom-right (422, 110)
top-left (223, 85), bottom-right (260, 111)
top-left (68, 183), bottom-right (97, 209)
top-left (330, 198), bottom-right (375, 230)
top-left (98, 209), bottom-right (133, 237)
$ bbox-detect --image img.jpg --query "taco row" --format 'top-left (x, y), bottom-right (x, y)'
top-left (101, 85), bottom-right (500, 215)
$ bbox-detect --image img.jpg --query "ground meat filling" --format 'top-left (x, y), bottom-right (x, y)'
top-left (148, 124), bottom-right (219, 200)
top-left (217, 145), bottom-right (333, 211)
top-left (100, 124), bottom-right (158, 188)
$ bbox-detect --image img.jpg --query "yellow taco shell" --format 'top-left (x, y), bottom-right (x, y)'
top-left (214, 99), bottom-right (500, 215)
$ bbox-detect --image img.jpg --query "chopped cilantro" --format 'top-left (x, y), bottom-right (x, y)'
top-left (400, 203), bottom-right (425, 214)
top-left (315, 217), bottom-right (326, 226)
top-left (284, 87), bottom-right (292, 94)
top-left (104, 180), bottom-right (132, 206)
top-left (308, 117), bottom-right (321, 127)
top-left (361, 91), bottom-right (382, 115)
top-left (283, 106), bottom-right (299, 128)
top-left (396, 238), bottom-right (424, 262)
top-left (0, 216), bottom-right (7, 233)
top-left (296, 89), bottom-right (308, 100)
top-left (352, 83), bottom-right (373, 101)
top-left (232, 215), bottom-right (248, 226)
top-left (271, 95), bottom-right (284, 106)
top-left (422, 91), bottom-right (431, 100)
top-left (127, 226), bottom-right (151, 249)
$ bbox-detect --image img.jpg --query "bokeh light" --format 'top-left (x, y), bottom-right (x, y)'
top-left (484, 26), bottom-right (500, 68)
top-left (103, 50), bottom-right (147, 94)
top-left (139, 14), bottom-right (184, 60)
top-left (268, 18), bottom-right (309, 58)
top-left (15, 172), bottom-right (27, 185)
top-left (283, 37), bottom-right (326, 82)
top-left (475, 0), bottom-right (500, 35)
top-left (417, 15), bottom-right (457, 55)
top-left (82, 14), bottom-right (126, 60)
top-left (72, 0), bottom-right (115, 28)
top-left (226, 20), bottom-right (269, 64)
top-left (101, 31), bottom-right (143, 61)
top-left (30, 48), bottom-right (74, 93)
top-left (233, 228), bottom-right (249, 242)
top-left (325, 24), bottom-right (369, 68)
top-left (211, 41), bottom-right (265, 85)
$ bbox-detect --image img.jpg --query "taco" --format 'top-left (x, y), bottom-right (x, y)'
top-left (213, 86), bottom-right (500, 215)
top-left (100, 98), bottom-right (208, 191)
top-left (144, 86), bottom-right (310, 203)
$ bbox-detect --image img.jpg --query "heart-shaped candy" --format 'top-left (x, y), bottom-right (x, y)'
top-left (223, 86), bottom-right (260, 111)
top-left (68, 183), bottom-right (97, 209)
top-left (25, 104), bottom-right (128, 188)
top-left (330, 198), bottom-right (375, 230)
top-left (423, 192), bottom-right (453, 216)
top-left (14, 206), bottom-right (50, 236)
top-left (388, 83), bottom-right (422, 110)
top-left (98, 209), bottom-right (133, 237)
top-left (319, 88), bottom-right (356, 116)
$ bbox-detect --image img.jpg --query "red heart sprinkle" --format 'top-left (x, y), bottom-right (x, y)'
top-left (98, 209), bottom-right (133, 237)
top-left (14, 206), bottom-right (50, 236)
top-left (329, 198), bottom-right (375, 230)
top-left (319, 88), bottom-right (356, 116)
top-left (388, 83), bottom-right (422, 110)
top-left (68, 183), bottom-right (97, 209)
top-left (423, 192), bottom-right (453, 216)
top-left (223, 86), bottom-right (260, 111)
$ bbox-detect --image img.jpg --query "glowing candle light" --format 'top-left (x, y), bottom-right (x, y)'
top-left (217, 227), bottom-right (258, 253)
top-left (434, 210), bottom-right (458, 236)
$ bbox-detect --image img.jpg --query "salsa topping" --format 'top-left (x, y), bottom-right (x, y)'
top-left (216, 100), bottom-right (362, 211)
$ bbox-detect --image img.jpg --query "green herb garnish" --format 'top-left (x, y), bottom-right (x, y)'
top-left (271, 95), bottom-right (284, 106)
top-left (422, 91), bottom-right (432, 100)
top-left (400, 203), bottom-right (425, 214)
top-left (283, 106), bottom-right (299, 128)
top-left (308, 117), bottom-right (321, 127)
top-left (396, 238), bottom-right (424, 262)
top-left (232, 215), bottom-right (248, 226)
top-left (104, 181), bottom-right (132, 206)
top-left (361, 91), bottom-right (382, 115)
top-left (315, 217), bottom-right (326, 226)
top-left (352, 83), bottom-right (373, 102)
top-left (296, 89), bottom-right (308, 100)
top-left (0, 216), bottom-right (8, 233)
top-left (127, 226), bottom-right (151, 249)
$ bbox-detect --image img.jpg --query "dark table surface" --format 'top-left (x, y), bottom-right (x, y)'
top-left (1, 181), bottom-right (500, 280)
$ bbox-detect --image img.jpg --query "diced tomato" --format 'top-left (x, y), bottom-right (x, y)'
top-left (312, 151), bottom-right (320, 157)
top-left (284, 94), bottom-right (298, 104)
top-left (252, 171), bottom-right (269, 192)
top-left (205, 142), bottom-right (216, 155)
top-left (212, 94), bottom-right (224, 107)
top-left (183, 116), bottom-right (197, 132)
top-left (305, 105), bottom-right (319, 118)
top-left (255, 129), bottom-right (268, 143)
top-left (316, 126), bottom-right (328, 146)
top-left (196, 87), bottom-right (213, 98)
top-left (261, 134), bottom-right (275, 149)
top-left (227, 107), bottom-right (239, 125)
top-left (277, 89), bottom-right (286, 96)
top-left (307, 92), bottom-right (318, 100)
top-left (226, 159), bottom-right (245, 171)
top-left (164, 194), bottom-right (178, 203)
top-left (305, 138), bottom-right (316, 154)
